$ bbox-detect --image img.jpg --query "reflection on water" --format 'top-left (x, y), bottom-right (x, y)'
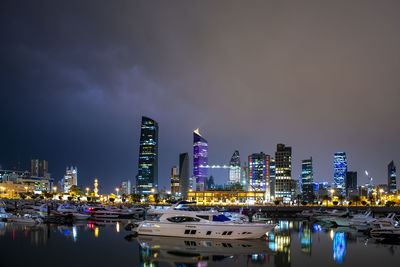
top-left (1, 219), bottom-right (400, 267)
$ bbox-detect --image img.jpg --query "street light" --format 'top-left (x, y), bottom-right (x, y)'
top-left (115, 187), bottom-right (119, 197)
top-left (24, 186), bottom-right (28, 193)
top-left (86, 187), bottom-right (90, 196)
top-left (53, 186), bottom-right (57, 193)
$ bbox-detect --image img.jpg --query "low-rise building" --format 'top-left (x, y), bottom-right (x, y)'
top-left (187, 190), bottom-right (266, 205)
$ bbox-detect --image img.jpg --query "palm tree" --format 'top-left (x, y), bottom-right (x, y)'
top-left (338, 195), bottom-right (345, 206)
top-left (322, 195), bottom-right (331, 206)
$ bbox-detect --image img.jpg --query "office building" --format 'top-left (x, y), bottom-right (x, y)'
top-left (121, 180), bottom-right (131, 195)
top-left (228, 150), bottom-right (241, 184)
top-left (170, 166), bottom-right (180, 195)
top-left (248, 152), bottom-right (271, 201)
top-left (137, 116), bottom-right (159, 195)
top-left (193, 128), bottom-right (208, 191)
top-left (333, 152), bottom-right (347, 196)
top-left (346, 171), bottom-right (357, 197)
top-left (301, 157), bottom-right (314, 203)
top-left (179, 153), bottom-right (190, 198)
top-left (63, 166), bottom-right (78, 193)
top-left (269, 158), bottom-right (276, 199)
top-left (31, 159), bottom-right (50, 178)
top-left (388, 161), bottom-right (397, 194)
top-left (275, 144), bottom-right (292, 202)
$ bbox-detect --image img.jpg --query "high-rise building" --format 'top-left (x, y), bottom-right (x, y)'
top-left (345, 171), bottom-right (357, 197)
top-left (229, 150), bottom-right (241, 184)
top-left (30, 159), bottom-right (50, 178)
top-left (193, 129), bottom-right (208, 191)
top-left (269, 158), bottom-right (276, 198)
top-left (63, 166), bottom-right (77, 193)
top-left (333, 152), bottom-right (347, 195)
top-left (388, 161), bottom-right (397, 194)
top-left (275, 144), bottom-right (292, 202)
top-left (248, 152), bottom-right (270, 200)
top-left (301, 157), bottom-right (314, 203)
top-left (179, 153), bottom-right (190, 198)
top-left (136, 116), bottom-right (159, 195)
top-left (170, 166), bottom-right (180, 195)
top-left (121, 180), bottom-right (131, 195)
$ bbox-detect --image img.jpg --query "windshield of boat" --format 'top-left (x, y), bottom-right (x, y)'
top-left (166, 216), bottom-right (201, 223)
top-left (212, 214), bottom-right (231, 222)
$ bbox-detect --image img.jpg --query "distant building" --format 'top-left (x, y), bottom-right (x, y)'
top-left (388, 161), bottom-right (397, 194)
top-left (31, 159), bottom-right (50, 178)
top-left (179, 153), bottom-right (190, 198)
top-left (206, 176), bottom-right (215, 190)
top-left (229, 150), bottom-right (241, 184)
top-left (170, 166), bottom-right (180, 195)
top-left (291, 179), bottom-right (300, 201)
top-left (301, 158), bottom-right (314, 203)
top-left (346, 171), bottom-right (357, 197)
top-left (334, 152), bottom-right (347, 196)
top-left (248, 152), bottom-right (271, 201)
top-left (63, 166), bottom-right (78, 193)
top-left (136, 116), bottom-right (159, 195)
top-left (269, 158), bottom-right (276, 199)
top-left (121, 180), bottom-right (131, 195)
top-left (0, 169), bottom-right (30, 183)
top-left (193, 129), bottom-right (208, 191)
top-left (377, 184), bottom-right (388, 194)
top-left (275, 144), bottom-right (292, 202)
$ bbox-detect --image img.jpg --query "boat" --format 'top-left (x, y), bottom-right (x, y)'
top-left (370, 213), bottom-right (400, 241)
top-left (314, 209), bottom-right (349, 224)
top-left (88, 207), bottom-right (138, 219)
top-left (252, 212), bottom-right (271, 222)
top-left (330, 210), bottom-right (373, 227)
top-left (7, 214), bottom-right (43, 225)
top-left (0, 200), bottom-right (12, 219)
top-left (127, 205), bottom-right (276, 239)
top-left (349, 211), bottom-right (376, 231)
top-left (73, 213), bottom-right (91, 220)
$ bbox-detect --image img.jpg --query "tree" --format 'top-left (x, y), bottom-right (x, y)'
top-left (19, 193), bottom-right (27, 199)
top-left (296, 194), bottom-right (302, 206)
top-left (274, 200), bottom-right (280, 205)
top-left (301, 201), bottom-right (307, 206)
top-left (130, 193), bottom-right (142, 203)
top-left (154, 194), bottom-right (160, 204)
top-left (109, 198), bottom-right (115, 203)
top-left (351, 196), bottom-right (361, 206)
top-left (322, 195), bottom-right (331, 206)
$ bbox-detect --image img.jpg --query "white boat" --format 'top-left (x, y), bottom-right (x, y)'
top-left (252, 212), bottom-right (271, 222)
top-left (8, 214), bottom-right (43, 225)
top-left (129, 208), bottom-right (275, 240)
top-left (0, 201), bottom-right (12, 219)
top-left (73, 213), bottom-right (91, 220)
top-left (349, 211), bottom-right (376, 231)
top-left (330, 211), bottom-right (373, 227)
top-left (370, 213), bottom-right (400, 241)
top-left (88, 207), bottom-right (137, 219)
top-left (314, 209), bottom-right (349, 224)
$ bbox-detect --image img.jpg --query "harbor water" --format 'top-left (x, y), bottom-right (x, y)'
top-left (1, 219), bottom-right (399, 267)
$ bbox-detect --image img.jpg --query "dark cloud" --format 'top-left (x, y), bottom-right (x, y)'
top-left (1, 0), bottom-right (400, 191)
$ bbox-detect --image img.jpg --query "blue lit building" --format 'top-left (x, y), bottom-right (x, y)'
top-left (136, 116), bottom-right (158, 195)
top-left (334, 152), bottom-right (347, 195)
top-left (301, 157), bottom-right (314, 202)
top-left (248, 152), bottom-right (270, 200)
top-left (193, 129), bottom-right (208, 191)
top-left (388, 161), bottom-right (397, 194)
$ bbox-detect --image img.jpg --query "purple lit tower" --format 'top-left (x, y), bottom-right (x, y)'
top-left (193, 129), bottom-right (208, 191)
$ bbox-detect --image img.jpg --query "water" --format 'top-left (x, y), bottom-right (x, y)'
top-left (1, 220), bottom-right (399, 267)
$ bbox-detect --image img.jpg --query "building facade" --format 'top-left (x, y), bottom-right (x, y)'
top-left (31, 159), bottom-right (50, 178)
top-left (179, 153), bottom-right (190, 198)
top-left (137, 116), bottom-right (159, 195)
top-left (63, 166), bottom-right (77, 193)
top-left (388, 161), bottom-right (397, 194)
top-left (346, 171), bottom-right (357, 197)
top-left (275, 144), bottom-right (292, 202)
top-left (170, 166), bottom-right (180, 195)
top-left (301, 157), bottom-right (314, 203)
top-left (228, 150), bottom-right (241, 184)
top-left (248, 152), bottom-right (271, 201)
top-left (121, 180), bottom-right (131, 195)
top-left (269, 158), bottom-right (276, 199)
top-left (193, 129), bottom-right (208, 191)
top-left (333, 152), bottom-right (347, 196)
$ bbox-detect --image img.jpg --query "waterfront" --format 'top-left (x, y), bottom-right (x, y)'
top-left (1, 220), bottom-right (400, 267)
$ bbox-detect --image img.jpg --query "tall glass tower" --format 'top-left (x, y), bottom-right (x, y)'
top-left (333, 152), bottom-right (347, 195)
top-left (388, 161), bottom-right (397, 194)
top-left (248, 152), bottom-right (270, 200)
top-left (301, 157), bottom-right (314, 202)
top-left (193, 129), bottom-right (208, 191)
top-left (136, 116), bottom-right (158, 195)
top-left (275, 144), bottom-right (292, 202)
top-left (179, 152), bottom-right (190, 198)
top-left (229, 150), bottom-right (241, 184)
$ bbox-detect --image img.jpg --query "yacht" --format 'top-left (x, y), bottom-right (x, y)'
top-left (7, 214), bottom-right (43, 225)
top-left (349, 211), bottom-right (376, 231)
top-left (370, 213), bottom-right (400, 241)
top-left (330, 210), bottom-right (374, 227)
top-left (88, 206), bottom-right (139, 219)
top-left (128, 208), bottom-right (275, 239)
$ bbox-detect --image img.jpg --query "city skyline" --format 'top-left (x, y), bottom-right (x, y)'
top-left (1, 1), bottom-right (400, 192)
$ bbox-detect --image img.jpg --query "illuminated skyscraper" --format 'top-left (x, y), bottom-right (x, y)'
top-left (248, 152), bottom-right (270, 200)
top-left (137, 116), bottom-right (158, 195)
top-left (388, 161), bottom-right (397, 194)
top-left (121, 180), bottom-right (131, 195)
top-left (346, 171), bottom-right (357, 197)
top-left (301, 157), bottom-right (314, 202)
top-left (170, 166), bottom-right (180, 195)
top-left (333, 152), bottom-right (347, 195)
top-left (193, 129), bottom-right (208, 191)
top-left (63, 166), bottom-right (77, 193)
top-left (269, 158), bottom-right (276, 198)
top-left (275, 144), bottom-right (292, 202)
top-left (229, 150), bottom-right (241, 184)
top-left (179, 152), bottom-right (190, 198)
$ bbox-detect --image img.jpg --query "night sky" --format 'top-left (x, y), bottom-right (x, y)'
top-left (1, 1), bottom-right (400, 193)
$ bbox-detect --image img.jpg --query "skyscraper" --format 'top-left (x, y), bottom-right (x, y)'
top-left (229, 150), bottom-right (241, 184)
top-left (179, 153), bottom-right (190, 198)
top-left (170, 166), bottom-right (180, 195)
top-left (334, 152), bottom-right (347, 195)
top-left (248, 152), bottom-right (270, 200)
top-left (346, 171), bottom-right (357, 197)
top-left (301, 157), bottom-right (314, 203)
top-left (63, 166), bottom-right (77, 193)
top-left (30, 159), bottom-right (50, 178)
top-left (269, 158), bottom-right (276, 199)
top-left (193, 129), bottom-right (208, 191)
top-left (388, 161), bottom-right (397, 194)
top-left (121, 180), bottom-right (132, 195)
top-left (136, 116), bottom-right (158, 195)
top-left (275, 144), bottom-right (292, 202)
